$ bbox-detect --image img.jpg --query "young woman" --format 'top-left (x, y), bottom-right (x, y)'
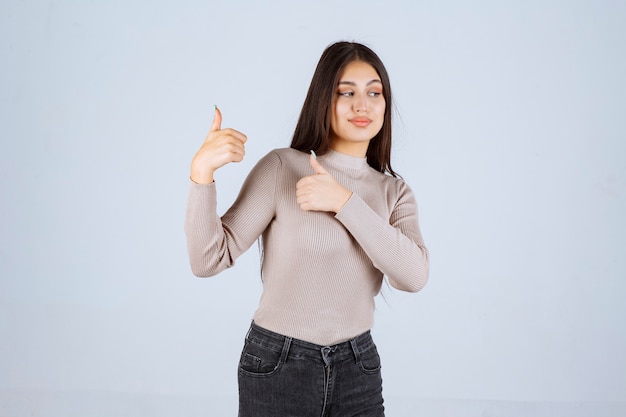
top-left (185, 41), bottom-right (429, 417)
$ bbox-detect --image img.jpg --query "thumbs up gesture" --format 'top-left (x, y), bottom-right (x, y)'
top-left (190, 107), bottom-right (248, 184)
top-left (296, 153), bottom-right (353, 213)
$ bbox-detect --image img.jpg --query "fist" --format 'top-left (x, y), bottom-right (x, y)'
top-left (295, 153), bottom-right (352, 213)
top-left (190, 107), bottom-right (248, 184)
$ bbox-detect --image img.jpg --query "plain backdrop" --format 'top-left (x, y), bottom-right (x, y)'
top-left (1, 1), bottom-right (625, 416)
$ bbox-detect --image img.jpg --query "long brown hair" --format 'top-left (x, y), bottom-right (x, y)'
top-left (290, 41), bottom-right (398, 177)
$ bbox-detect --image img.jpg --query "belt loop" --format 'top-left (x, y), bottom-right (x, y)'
top-left (349, 338), bottom-right (361, 364)
top-left (280, 336), bottom-right (292, 364)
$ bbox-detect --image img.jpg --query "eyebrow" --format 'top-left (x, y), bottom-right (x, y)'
top-left (338, 79), bottom-right (382, 86)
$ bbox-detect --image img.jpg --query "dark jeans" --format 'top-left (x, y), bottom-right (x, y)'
top-left (238, 322), bottom-right (385, 417)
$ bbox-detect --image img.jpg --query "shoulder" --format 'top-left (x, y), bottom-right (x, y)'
top-left (249, 148), bottom-right (309, 179)
top-left (368, 167), bottom-right (411, 190)
top-left (261, 147), bottom-right (310, 170)
top-left (254, 147), bottom-right (300, 167)
top-left (368, 170), bottom-right (417, 203)
top-left (268, 147), bottom-right (308, 162)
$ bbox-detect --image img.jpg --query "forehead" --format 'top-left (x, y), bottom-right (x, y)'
top-left (339, 60), bottom-right (380, 81)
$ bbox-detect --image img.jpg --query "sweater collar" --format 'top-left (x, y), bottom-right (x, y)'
top-left (322, 149), bottom-right (369, 171)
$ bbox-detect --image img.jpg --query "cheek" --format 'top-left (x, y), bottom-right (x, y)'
top-left (377, 100), bottom-right (386, 114)
top-left (374, 102), bottom-right (386, 122)
top-left (375, 103), bottom-right (386, 128)
top-left (334, 100), bottom-right (351, 115)
top-left (331, 102), bottom-right (349, 128)
top-left (330, 111), bottom-right (341, 134)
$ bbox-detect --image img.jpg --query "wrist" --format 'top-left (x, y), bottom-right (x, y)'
top-left (190, 168), bottom-right (215, 184)
top-left (335, 190), bottom-right (352, 213)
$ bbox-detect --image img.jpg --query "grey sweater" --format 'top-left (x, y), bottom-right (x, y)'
top-left (185, 147), bottom-right (429, 345)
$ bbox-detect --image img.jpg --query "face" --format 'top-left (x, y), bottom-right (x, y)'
top-left (329, 60), bottom-right (386, 156)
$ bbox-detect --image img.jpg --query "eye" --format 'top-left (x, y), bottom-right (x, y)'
top-left (368, 91), bottom-right (382, 97)
top-left (338, 91), bottom-right (354, 97)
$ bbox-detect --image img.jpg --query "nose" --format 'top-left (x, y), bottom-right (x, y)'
top-left (353, 95), bottom-right (368, 113)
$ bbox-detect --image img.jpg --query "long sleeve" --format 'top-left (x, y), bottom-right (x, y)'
top-left (334, 181), bottom-right (429, 292)
top-left (184, 147), bottom-right (428, 345)
top-left (184, 151), bottom-right (281, 277)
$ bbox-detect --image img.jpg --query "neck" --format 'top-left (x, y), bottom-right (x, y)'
top-left (329, 140), bottom-right (369, 158)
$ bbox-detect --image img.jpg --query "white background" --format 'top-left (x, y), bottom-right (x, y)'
top-left (1, 0), bottom-right (625, 416)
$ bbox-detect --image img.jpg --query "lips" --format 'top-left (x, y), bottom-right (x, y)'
top-left (350, 118), bottom-right (372, 127)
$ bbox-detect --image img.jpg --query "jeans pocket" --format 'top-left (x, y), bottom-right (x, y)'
top-left (238, 341), bottom-right (283, 378)
top-left (357, 345), bottom-right (382, 375)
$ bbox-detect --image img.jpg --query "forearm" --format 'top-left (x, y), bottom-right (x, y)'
top-left (184, 182), bottom-right (234, 277)
top-left (335, 193), bottom-right (429, 292)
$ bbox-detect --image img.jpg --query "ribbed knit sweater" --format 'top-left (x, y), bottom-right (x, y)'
top-left (185, 147), bottom-right (429, 345)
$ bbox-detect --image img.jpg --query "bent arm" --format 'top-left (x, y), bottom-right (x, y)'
top-left (184, 151), bottom-right (280, 277)
top-left (335, 182), bottom-right (429, 292)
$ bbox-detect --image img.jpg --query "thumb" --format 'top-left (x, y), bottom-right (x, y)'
top-left (209, 105), bottom-right (222, 132)
top-left (309, 153), bottom-right (328, 174)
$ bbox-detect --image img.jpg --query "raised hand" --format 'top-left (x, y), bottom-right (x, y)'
top-left (190, 107), bottom-right (248, 184)
top-left (296, 153), bottom-right (352, 213)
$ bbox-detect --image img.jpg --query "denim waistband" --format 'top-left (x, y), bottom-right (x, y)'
top-left (245, 321), bottom-right (376, 365)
